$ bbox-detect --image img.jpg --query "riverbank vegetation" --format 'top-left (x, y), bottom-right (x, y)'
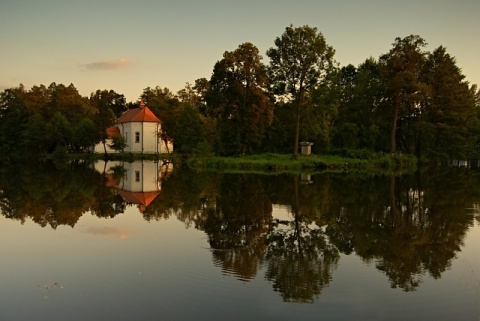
top-left (186, 152), bottom-right (418, 173)
top-left (1, 25), bottom-right (479, 164)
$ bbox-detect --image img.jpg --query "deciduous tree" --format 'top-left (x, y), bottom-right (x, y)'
top-left (379, 35), bottom-right (428, 153)
top-left (421, 46), bottom-right (480, 159)
top-left (206, 42), bottom-right (273, 155)
top-left (267, 25), bottom-right (335, 158)
top-left (90, 90), bottom-right (125, 154)
top-left (140, 86), bottom-right (181, 145)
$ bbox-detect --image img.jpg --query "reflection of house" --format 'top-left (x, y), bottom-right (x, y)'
top-left (94, 101), bottom-right (173, 154)
top-left (95, 160), bottom-right (172, 212)
top-left (116, 161), bottom-right (161, 211)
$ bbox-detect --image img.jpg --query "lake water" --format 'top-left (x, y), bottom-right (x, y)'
top-left (0, 160), bottom-right (479, 321)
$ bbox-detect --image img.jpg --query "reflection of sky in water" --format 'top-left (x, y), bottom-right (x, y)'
top-left (0, 206), bottom-right (479, 321)
top-left (82, 226), bottom-right (134, 240)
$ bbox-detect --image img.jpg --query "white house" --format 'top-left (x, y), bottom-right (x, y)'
top-left (94, 101), bottom-right (173, 154)
top-left (94, 160), bottom-right (173, 212)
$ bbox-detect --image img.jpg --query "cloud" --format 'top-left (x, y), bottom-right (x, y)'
top-left (84, 226), bottom-right (134, 240)
top-left (83, 58), bottom-right (133, 71)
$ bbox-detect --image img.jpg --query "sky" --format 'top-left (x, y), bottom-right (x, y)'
top-left (1, 0), bottom-right (479, 102)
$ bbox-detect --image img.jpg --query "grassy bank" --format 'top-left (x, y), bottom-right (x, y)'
top-left (187, 152), bottom-right (418, 173)
top-left (41, 150), bottom-right (417, 174)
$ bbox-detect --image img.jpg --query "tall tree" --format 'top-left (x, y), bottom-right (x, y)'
top-left (50, 111), bottom-right (72, 150)
top-left (23, 113), bottom-right (50, 153)
top-left (0, 85), bottom-right (27, 154)
top-left (173, 104), bottom-right (215, 155)
top-left (192, 78), bottom-right (210, 116)
top-left (421, 46), bottom-right (480, 159)
top-left (333, 59), bottom-right (385, 151)
top-left (48, 83), bottom-right (95, 124)
top-left (206, 42), bottom-right (273, 155)
top-left (307, 70), bottom-right (341, 150)
top-left (90, 90), bottom-right (126, 154)
top-left (267, 25), bottom-right (335, 158)
top-left (90, 89), bottom-right (127, 118)
top-left (24, 84), bottom-right (50, 114)
top-left (140, 86), bottom-right (180, 145)
top-left (72, 118), bottom-right (97, 153)
top-left (379, 35), bottom-right (428, 153)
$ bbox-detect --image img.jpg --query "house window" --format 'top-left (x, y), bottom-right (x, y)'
top-left (135, 171), bottom-right (140, 182)
top-left (135, 132), bottom-right (140, 143)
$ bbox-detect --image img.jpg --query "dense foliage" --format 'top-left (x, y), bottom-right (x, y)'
top-left (1, 26), bottom-right (479, 160)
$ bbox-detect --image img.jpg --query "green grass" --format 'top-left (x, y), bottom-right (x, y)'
top-left (43, 150), bottom-right (417, 175)
top-left (187, 152), bottom-right (418, 174)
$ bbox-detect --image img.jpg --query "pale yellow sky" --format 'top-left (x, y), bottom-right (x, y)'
top-left (1, 0), bottom-right (478, 102)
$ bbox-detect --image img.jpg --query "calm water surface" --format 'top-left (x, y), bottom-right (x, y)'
top-left (0, 160), bottom-right (479, 321)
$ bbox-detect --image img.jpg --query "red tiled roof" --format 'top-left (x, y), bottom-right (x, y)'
top-left (116, 189), bottom-right (160, 207)
top-left (116, 103), bottom-right (160, 123)
top-left (106, 126), bottom-right (121, 138)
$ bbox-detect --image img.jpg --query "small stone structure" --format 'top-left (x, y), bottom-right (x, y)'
top-left (299, 142), bottom-right (314, 155)
top-left (300, 173), bottom-right (313, 184)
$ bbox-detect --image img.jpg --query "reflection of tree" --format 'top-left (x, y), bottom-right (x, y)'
top-left (324, 170), bottom-right (478, 291)
top-left (0, 161), bottom-right (108, 227)
top-left (264, 228), bottom-right (338, 303)
top-left (195, 174), bottom-right (272, 281)
top-left (376, 172), bottom-right (475, 291)
top-left (1, 159), bottom-right (478, 298)
top-left (89, 184), bottom-right (126, 219)
top-left (142, 168), bottom-right (218, 224)
top-left (263, 176), bottom-right (339, 302)
top-left (211, 244), bottom-right (266, 283)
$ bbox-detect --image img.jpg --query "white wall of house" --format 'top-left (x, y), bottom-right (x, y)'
top-left (119, 122), bottom-right (161, 154)
top-left (93, 160), bottom-right (164, 192)
top-left (160, 138), bottom-right (174, 153)
top-left (93, 120), bottom-right (174, 154)
top-left (118, 161), bottom-right (160, 192)
top-left (93, 139), bottom-right (118, 154)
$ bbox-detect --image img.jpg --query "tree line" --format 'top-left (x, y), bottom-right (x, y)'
top-left (1, 25), bottom-right (479, 160)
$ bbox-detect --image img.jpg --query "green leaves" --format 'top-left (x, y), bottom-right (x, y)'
top-left (267, 25), bottom-right (336, 157)
top-left (267, 25), bottom-right (335, 99)
top-left (206, 42), bottom-right (273, 155)
top-left (108, 135), bottom-right (127, 152)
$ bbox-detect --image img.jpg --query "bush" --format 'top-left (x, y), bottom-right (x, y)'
top-left (52, 146), bottom-right (68, 159)
top-left (327, 148), bottom-right (376, 159)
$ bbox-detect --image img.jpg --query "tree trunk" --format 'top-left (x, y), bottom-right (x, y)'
top-left (293, 175), bottom-right (302, 257)
top-left (391, 97), bottom-right (400, 153)
top-left (102, 139), bottom-right (107, 154)
top-left (293, 104), bottom-right (300, 159)
top-left (389, 174), bottom-right (397, 224)
top-left (415, 128), bottom-right (422, 159)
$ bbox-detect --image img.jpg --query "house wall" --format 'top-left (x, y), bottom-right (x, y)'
top-left (159, 138), bottom-right (174, 153)
top-left (92, 160), bottom-right (161, 192)
top-left (120, 122), bottom-right (160, 154)
top-left (93, 139), bottom-right (118, 154)
top-left (143, 122), bottom-right (160, 153)
top-left (120, 161), bottom-right (160, 192)
top-left (93, 120), bottom-right (173, 154)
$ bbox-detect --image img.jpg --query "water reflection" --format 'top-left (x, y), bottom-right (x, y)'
top-left (0, 160), bottom-right (478, 302)
top-left (94, 160), bottom-right (172, 213)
